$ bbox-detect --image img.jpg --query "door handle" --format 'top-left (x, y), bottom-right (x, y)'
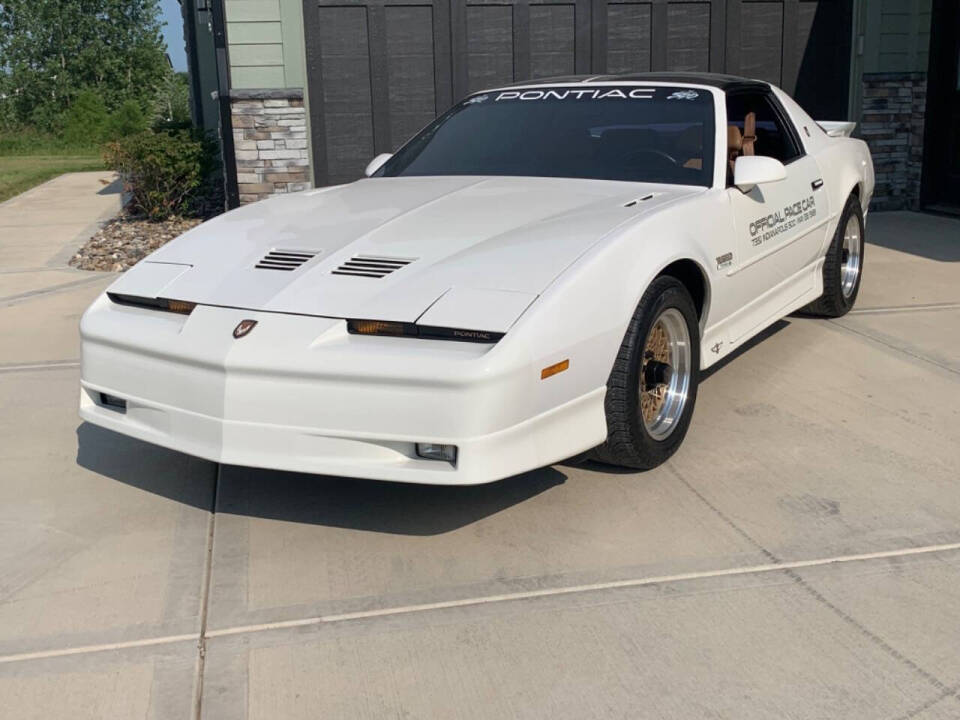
top-left (811, 179), bottom-right (824, 190)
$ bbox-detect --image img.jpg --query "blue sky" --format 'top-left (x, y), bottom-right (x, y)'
top-left (160, 0), bottom-right (188, 72)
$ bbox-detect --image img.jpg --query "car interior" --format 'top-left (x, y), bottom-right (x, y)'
top-left (725, 92), bottom-right (802, 184)
top-left (726, 111), bottom-right (757, 182)
top-left (384, 90), bottom-right (718, 186)
top-left (589, 124), bottom-right (711, 184)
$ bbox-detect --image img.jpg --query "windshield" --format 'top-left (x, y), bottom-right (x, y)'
top-left (378, 85), bottom-right (715, 187)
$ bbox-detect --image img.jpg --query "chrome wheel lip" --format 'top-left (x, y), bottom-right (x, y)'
top-left (640, 308), bottom-right (692, 441)
top-left (840, 215), bottom-right (861, 299)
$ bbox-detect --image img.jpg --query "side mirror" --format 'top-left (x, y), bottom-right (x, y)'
top-left (364, 153), bottom-right (393, 177)
top-left (733, 155), bottom-right (786, 193)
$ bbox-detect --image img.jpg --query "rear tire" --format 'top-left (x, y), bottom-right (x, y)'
top-left (803, 193), bottom-right (864, 317)
top-left (591, 276), bottom-right (700, 470)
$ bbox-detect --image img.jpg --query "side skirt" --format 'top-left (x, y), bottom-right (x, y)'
top-left (700, 257), bottom-right (824, 369)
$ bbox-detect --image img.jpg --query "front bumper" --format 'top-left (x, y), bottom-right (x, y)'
top-left (79, 295), bottom-right (606, 484)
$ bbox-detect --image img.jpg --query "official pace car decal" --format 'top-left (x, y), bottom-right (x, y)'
top-left (749, 196), bottom-right (818, 247)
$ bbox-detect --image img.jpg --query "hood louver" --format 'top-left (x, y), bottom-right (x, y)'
top-left (255, 249), bottom-right (318, 271)
top-left (332, 255), bottom-right (414, 279)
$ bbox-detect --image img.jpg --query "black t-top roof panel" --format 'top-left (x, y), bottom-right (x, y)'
top-left (498, 72), bottom-right (770, 92)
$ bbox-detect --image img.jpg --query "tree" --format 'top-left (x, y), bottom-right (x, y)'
top-left (154, 70), bottom-right (191, 127)
top-left (0, 71), bottom-right (16, 132)
top-left (0, 0), bottom-right (169, 128)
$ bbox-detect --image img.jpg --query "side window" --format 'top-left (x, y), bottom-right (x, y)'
top-left (725, 92), bottom-right (803, 169)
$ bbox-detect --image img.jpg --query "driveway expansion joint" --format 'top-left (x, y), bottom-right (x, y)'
top-left (825, 318), bottom-right (960, 376)
top-left (669, 464), bottom-right (959, 701)
top-left (2, 541), bottom-right (958, 667)
top-left (0, 360), bottom-right (80, 374)
top-left (191, 464), bottom-right (220, 720)
top-left (850, 301), bottom-right (960, 315)
top-left (0, 274), bottom-right (113, 307)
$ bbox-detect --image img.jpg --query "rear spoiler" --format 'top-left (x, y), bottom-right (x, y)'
top-left (817, 121), bottom-right (857, 138)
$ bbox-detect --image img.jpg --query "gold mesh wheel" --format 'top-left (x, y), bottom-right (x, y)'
top-left (639, 308), bottom-right (692, 440)
top-left (640, 320), bottom-right (670, 424)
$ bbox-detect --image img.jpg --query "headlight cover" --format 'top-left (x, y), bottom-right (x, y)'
top-left (347, 319), bottom-right (504, 344)
top-left (108, 293), bottom-right (197, 315)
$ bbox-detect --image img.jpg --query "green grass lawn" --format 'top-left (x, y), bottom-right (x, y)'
top-left (0, 154), bottom-right (106, 203)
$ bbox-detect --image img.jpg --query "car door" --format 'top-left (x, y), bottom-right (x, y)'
top-left (724, 91), bottom-right (829, 305)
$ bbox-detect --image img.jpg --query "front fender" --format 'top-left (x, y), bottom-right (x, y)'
top-left (501, 190), bottom-right (725, 419)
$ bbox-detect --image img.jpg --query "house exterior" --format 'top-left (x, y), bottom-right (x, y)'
top-left (182, 0), bottom-right (959, 213)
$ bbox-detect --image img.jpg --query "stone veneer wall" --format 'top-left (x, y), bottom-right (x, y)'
top-left (231, 90), bottom-right (311, 204)
top-left (859, 72), bottom-right (927, 211)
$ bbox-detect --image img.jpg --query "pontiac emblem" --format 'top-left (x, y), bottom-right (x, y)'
top-left (233, 319), bottom-right (257, 339)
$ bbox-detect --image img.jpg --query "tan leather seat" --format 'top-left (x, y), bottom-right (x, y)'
top-left (677, 126), bottom-right (703, 170)
top-left (727, 125), bottom-right (742, 176)
top-left (727, 111), bottom-right (758, 180)
top-left (742, 111), bottom-right (757, 156)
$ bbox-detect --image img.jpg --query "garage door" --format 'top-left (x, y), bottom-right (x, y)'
top-left (304, 0), bottom-right (853, 186)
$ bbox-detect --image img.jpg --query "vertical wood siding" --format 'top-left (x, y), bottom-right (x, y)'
top-left (304, 0), bottom-right (855, 186)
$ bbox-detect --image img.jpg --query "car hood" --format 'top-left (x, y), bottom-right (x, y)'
top-left (110, 176), bottom-right (702, 331)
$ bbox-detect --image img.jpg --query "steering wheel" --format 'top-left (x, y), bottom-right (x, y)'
top-left (625, 149), bottom-right (679, 167)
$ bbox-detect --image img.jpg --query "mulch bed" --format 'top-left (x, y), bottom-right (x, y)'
top-left (70, 213), bottom-right (204, 272)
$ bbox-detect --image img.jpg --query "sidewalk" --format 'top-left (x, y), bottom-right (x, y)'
top-left (0, 172), bottom-right (122, 366)
top-left (0, 171), bottom-right (122, 271)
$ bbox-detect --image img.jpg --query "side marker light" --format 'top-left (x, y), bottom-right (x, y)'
top-left (541, 359), bottom-right (570, 380)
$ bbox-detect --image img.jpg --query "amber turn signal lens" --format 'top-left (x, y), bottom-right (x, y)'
top-left (348, 319), bottom-right (412, 336)
top-left (541, 359), bottom-right (570, 379)
top-left (166, 300), bottom-right (197, 315)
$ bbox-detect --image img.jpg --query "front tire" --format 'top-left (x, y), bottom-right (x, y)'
top-left (803, 193), bottom-right (865, 317)
top-left (591, 276), bottom-right (700, 470)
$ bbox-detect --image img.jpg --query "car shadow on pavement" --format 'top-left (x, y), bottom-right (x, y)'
top-left (76, 423), bottom-right (566, 535)
top-left (216, 464), bottom-right (566, 535)
top-left (76, 422), bottom-right (218, 509)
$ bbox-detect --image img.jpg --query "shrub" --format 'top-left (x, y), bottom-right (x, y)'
top-left (104, 100), bottom-right (149, 140)
top-left (63, 90), bottom-right (109, 146)
top-left (104, 129), bottom-right (218, 220)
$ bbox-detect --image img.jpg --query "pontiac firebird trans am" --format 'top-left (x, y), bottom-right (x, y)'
top-left (79, 73), bottom-right (874, 484)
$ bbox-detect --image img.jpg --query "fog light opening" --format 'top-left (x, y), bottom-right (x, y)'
top-left (99, 393), bottom-right (127, 412)
top-left (416, 443), bottom-right (458, 463)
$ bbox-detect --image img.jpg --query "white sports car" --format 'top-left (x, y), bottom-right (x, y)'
top-left (80, 73), bottom-right (874, 485)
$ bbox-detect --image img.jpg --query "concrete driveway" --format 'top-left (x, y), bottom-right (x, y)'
top-left (1, 176), bottom-right (959, 719)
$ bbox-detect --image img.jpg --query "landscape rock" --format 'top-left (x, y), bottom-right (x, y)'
top-left (70, 213), bottom-right (203, 272)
